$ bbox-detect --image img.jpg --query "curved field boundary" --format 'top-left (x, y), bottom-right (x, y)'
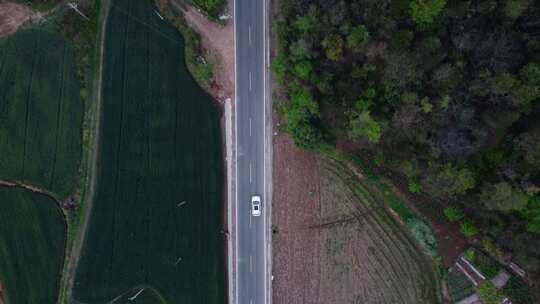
top-left (0, 186), bottom-right (67, 304)
top-left (107, 284), bottom-right (167, 304)
top-left (0, 29), bottom-right (83, 199)
top-left (317, 157), bottom-right (441, 304)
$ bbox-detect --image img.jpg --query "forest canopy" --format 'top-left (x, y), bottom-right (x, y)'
top-left (273, 0), bottom-right (540, 287)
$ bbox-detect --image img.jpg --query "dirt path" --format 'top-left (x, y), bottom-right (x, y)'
top-left (0, 1), bottom-right (43, 38)
top-left (170, 0), bottom-right (234, 102)
top-left (60, 0), bottom-right (110, 301)
top-left (0, 179), bottom-right (54, 198)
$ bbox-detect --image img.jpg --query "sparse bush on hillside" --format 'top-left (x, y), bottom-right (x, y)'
top-left (407, 218), bottom-right (438, 258)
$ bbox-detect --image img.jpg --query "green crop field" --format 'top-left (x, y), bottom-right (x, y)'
top-left (0, 29), bottom-right (83, 198)
top-left (73, 0), bottom-right (225, 303)
top-left (0, 187), bottom-right (66, 304)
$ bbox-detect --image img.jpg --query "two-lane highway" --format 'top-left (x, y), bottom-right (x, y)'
top-left (234, 0), bottom-right (268, 303)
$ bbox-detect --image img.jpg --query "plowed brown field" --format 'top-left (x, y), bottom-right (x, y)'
top-left (272, 132), bottom-right (441, 303)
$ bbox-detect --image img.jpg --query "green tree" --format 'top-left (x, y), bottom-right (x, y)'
top-left (289, 121), bottom-right (323, 150)
top-left (444, 206), bottom-right (464, 222)
top-left (289, 39), bottom-right (314, 61)
top-left (346, 25), bottom-right (370, 51)
top-left (294, 15), bottom-right (314, 33)
top-left (502, 0), bottom-right (530, 21)
top-left (460, 219), bottom-right (478, 237)
top-left (520, 62), bottom-right (540, 85)
top-left (511, 84), bottom-right (540, 110)
top-left (521, 197), bottom-right (540, 234)
top-left (294, 61), bottom-right (313, 80)
top-left (423, 164), bottom-right (475, 198)
top-left (410, 0), bottom-right (447, 27)
top-left (478, 282), bottom-right (504, 304)
top-left (479, 182), bottom-right (529, 212)
top-left (408, 179), bottom-right (422, 193)
top-left (420, 97), bottom-right (433, 113)
top-left (392, 29), bottom-right (414, 50)
top-left (271, 53), bottom-right (288, 84)
top-left (349, 111), bottom-right (382, 143)
top-left (322, 34), bottom-right (344, 61)
top-left (493, 73), bottom-right (518, 96)
top-left (515, 129), bottom-right (540, 170)
top-left (193, 0), bottom-right (225, 17)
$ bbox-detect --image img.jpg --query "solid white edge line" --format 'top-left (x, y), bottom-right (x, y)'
top-left (233, 0), bottom-right (238, 302)
top-left (262, 0), bottom-right (268, 303)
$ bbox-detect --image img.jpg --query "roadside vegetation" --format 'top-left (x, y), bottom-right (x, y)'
top-left (0, 187), bottom-right (66, 304)
top-left (190, 0), bottom-right (225, 20)
top-left (72, 0), bottom-right (225, 302)
top-left (273, 0), bottom-right (540, 296)
top-left (158, 1), bottom-right (214, 91)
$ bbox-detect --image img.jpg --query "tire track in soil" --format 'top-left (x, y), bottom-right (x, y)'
top-left (108, 0), bottom-right (133, 275)
top-left (49, 43), bottom-right (67, 191)
top-left (20, 34), bottom-right (40, 181)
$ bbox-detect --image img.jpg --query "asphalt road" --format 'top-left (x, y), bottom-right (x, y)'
top-left (234, 0), bottom-right (268, 303)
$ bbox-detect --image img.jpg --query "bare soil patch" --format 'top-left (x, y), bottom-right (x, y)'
top-left (272, 122), bottom-right (322, 304)
top-left (272, 127), bottom-right (441, 303)
top-left (0, 1), bottom-right (41, 38)
top-left (169, 0), bottom-right (234, 103)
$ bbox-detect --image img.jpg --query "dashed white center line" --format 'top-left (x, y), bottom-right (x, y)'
top-left (248, 25), bottom-right (252, 45)
top-left (250, 255), bottom-right (253, 273)
top-left (249, 72), bottom-right (252, 91)
top-left (249, 118), bottom-right (252, 136)
top-left (249, 163), bottom-right (252, 184)
top-left (249, 209), bottom-right (252, 227)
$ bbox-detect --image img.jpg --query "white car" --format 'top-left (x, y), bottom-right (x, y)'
top-left (251, 195), bottom-right (262, 216)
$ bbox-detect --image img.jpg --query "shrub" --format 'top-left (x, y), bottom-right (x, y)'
top-left (482, 237), bottom-right (504, 259)
top-left (444, 206), bottom-right (464, 222)
top-left (192, 0), bottom-right (226, 18)
top-left (460, 219), bottom-right (478, 237)
top-left (463, 248), bottom-right (475, 261)
top-left (408, 179), bottom-right (422, 193)
top-left (478, 282), bottom-right (504, 304)
top-left (407, 218), bottom-right (438, 258)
